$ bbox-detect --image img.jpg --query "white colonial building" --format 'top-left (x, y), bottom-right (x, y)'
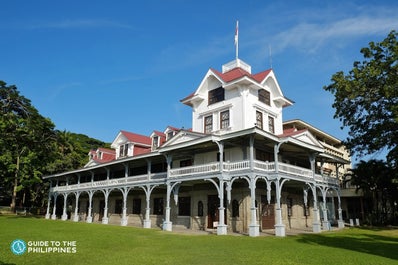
top-left (43, 58), bottom-right (351, 237)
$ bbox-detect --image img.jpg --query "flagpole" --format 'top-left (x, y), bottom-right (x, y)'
top-left (235, 20), bottom-right (239, 59)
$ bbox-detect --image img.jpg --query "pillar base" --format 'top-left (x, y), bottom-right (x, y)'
top-left (313, 222), bottom-right (321, 233)
top-left (51, 214), bottom-right (57, 220)
top-left (86, 216), bottom-right (93, 223)
top-left (61, 213), bottom-right (68, 221)
top-left (73, 214), bottom-right (79, 222)
top-left (217, 224), bottom-right (228, 235)
top-left (162, 221), bottom-right (173, 231)
top-left (249, 224), bottom-right (260, 237)
top-left (45, 213), bottom-right (51, 219)
top-left (143, 220), bottom-right (151, 228)
top-left (322, 221), bottom-right (330, 231)
top-left (121, 217), bottom-right (128, 226)
top-left (101, 217), bottom-right (109, 224)
top-left (338, 220), bottom-right (345, 229)
top-left (275, 224), bottom-right (286, 237)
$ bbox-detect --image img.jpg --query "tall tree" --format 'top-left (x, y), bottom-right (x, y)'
top-left (0, 81), bottom-right (56, 211)
top-left (324, 30), bottom-right (398, 166)
top-left (345, 159), bottom-right (397, 225)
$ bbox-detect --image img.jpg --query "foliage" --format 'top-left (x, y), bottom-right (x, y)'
top-left (324, 30), bottom-right (398, 166)
top-left (0, 216), bottom-right (398, 265)
top-left (345, 159), bottom-right (398, 225)
top-left (0, 81), bottom-right (57, 210)
top-left (0, 81), bottom-right (109, 209)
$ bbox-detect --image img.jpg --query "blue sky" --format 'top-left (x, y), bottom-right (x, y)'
top-left (1, 0), bottom-right (398, 154)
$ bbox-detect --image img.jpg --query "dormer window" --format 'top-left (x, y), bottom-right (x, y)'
top-left (152, 136), bottom-right (159, 149)
top-left (167, 131), bottom-right (174, 141)
top-left (208, 86), bottom-right (224, 105)
top-left (119, 144), bottom-right (129, 157)
top-left (258, 89), bottom-right (270, 106)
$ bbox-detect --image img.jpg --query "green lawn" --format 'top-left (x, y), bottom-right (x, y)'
top-left (0, 216), bottom-right (397, 265)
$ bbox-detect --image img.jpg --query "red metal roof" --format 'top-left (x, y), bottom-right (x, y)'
top-left (278, 128), bottom-right (308, 138)
top-left (120, 130), bottom-right (151, 145)
top-left (211, 67), bottom-right (271, 83)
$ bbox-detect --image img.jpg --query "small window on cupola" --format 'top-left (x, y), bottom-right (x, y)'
top-left (208, 86), bottom-right (224, 105)
top-left (258, 89), bottom-right (271, 106)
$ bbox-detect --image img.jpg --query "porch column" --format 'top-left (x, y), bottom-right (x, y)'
top-left (143, 184), bottom-right (155, 228)
top-left (274, 178), bottom-right (287, 237)
top-left (310, 184), bottom-right (321, 233)
top-left (73, 192), bottom-right (80, 222)
top-left (101, 189), bottom-right (110, 224)
top-left (336, 189), bottom-right (345, 228)
top-left (320, 187), bottom-right (330, 230)
top-left (45, 189), bottom-right (52, 219)
top-left (61, 193), bottom-right (69, 221)
top-left (86, 190), bottom-right (94, 223)
top-left (248, 175), bottom-right (259, 237)
top-left (120, 187), bottom-right (130, 226)
top-left (51, 193), bottom-right (58, 220)
top-left (249, 135), bottom-right (254, 170)
top-left (217, 179), bottom-right (227, 235)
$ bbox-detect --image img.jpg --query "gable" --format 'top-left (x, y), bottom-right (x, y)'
top-left (160, 130), bottom-right (205, 148)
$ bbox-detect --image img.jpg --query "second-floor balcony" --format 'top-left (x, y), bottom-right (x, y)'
top-left (51, 159), bottom-right (339, 193)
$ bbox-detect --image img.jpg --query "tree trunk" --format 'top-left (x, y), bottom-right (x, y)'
top-left (10, 156), bottom-right (19, 212)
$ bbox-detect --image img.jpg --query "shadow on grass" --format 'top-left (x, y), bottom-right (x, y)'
top-left (296, 229), bottom-right (398, 261)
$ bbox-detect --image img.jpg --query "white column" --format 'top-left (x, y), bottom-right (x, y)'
top-left (45, 192), bottom-right (51, 219)
top-left (321, 187), bottom-right (330, 230)
top-left (61, 193), bottom-right (68, 221)
top-left (274, 179), bottom-right (286, 237)
top-left (102, 189), bottom-right (110, 224)
top-left (217, 180), bottom-right (227, 235)
top-left (143, 185), bottom-right (152, 228)
top-left (163, 182), bottom-right (173, 231)
top-left (86, 191), bottom-right (94, 223)
top-left (311, 185), bottom-right (321, 233)
top-left (121, 187), bottom-right (129, 226)
top-left (248, 176), bottom-right (259, 237)
top-left (73, 192), bottom-right (80, 222)
top-left (51, 193), bottom-right (58, 220)
top-left (337, 190), bottom-right (345, 228)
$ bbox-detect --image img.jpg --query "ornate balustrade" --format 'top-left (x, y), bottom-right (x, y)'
top-left (50, 160), bottom-right (339, 193)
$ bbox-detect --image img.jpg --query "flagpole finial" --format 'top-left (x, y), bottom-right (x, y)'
top-left (234, 20), bottom-right (239, 59)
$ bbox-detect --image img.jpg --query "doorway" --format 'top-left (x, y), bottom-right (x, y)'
top-left (261, 195), bottom-right (275, 229)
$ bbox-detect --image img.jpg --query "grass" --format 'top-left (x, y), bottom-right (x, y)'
top-left (0, 216), bottom-right (397, 265)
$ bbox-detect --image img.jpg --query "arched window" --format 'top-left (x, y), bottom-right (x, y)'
top-left (198, 201), bottom-right (203, 217)
top-left (232, 199), bottom-right (239, 217)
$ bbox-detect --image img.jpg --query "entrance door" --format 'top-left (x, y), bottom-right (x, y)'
top-left (207, 195), bottom-right (227, 229)
top-left (261, 195), bottom-right (275, 229)
top-left (99, 200), bottom-right (105, 222)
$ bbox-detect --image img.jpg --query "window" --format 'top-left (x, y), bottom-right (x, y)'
top-left (167, 131), bottom-right (174, 141)
top-left (256, 111), bottom-right (263, 129)
top-left (153, 198), bottom-right (163, 215)
top-left (232, 199), bottom-right (239, 217)
top-left (208, 87), bottom-right (224, 105)
top-left (198, 201), bottom-right (203, 217)
top-left (268, 116), bottom-right (275, 133)
top-left (220, 110), bottom-right (230, 129)
top-left (119, 144), bottom-right (129, 157)
top-left (180, 159), bottom-right (193, 167)
top-left (152, 136), bottom-right (159, 149)
top-left (258, 89), bottom-right (270, 106)
top-left (178, 197), bottom-right (191, 216)
top-left (115, 199), bottom-right (123, 214)
top-left (132, 198), bottom-right (141, 214)
top-left (204, 115), bottom-right (213, 133)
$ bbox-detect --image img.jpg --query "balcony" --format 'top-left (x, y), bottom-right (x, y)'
top-left (51, 160), bottom-right (339, 193)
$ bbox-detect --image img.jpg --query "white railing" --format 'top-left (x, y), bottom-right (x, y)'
top-left (278, 162), bottom-right (313, 179)
top-left (50, 160), bottom-right (339, 193)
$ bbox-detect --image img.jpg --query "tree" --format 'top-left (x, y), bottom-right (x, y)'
top-left (0, 81), bottom-right (56, 211)
top-left (345, 159), bottom-right (397, 225)
top-left (324, 30), bottom-right (398, 166)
